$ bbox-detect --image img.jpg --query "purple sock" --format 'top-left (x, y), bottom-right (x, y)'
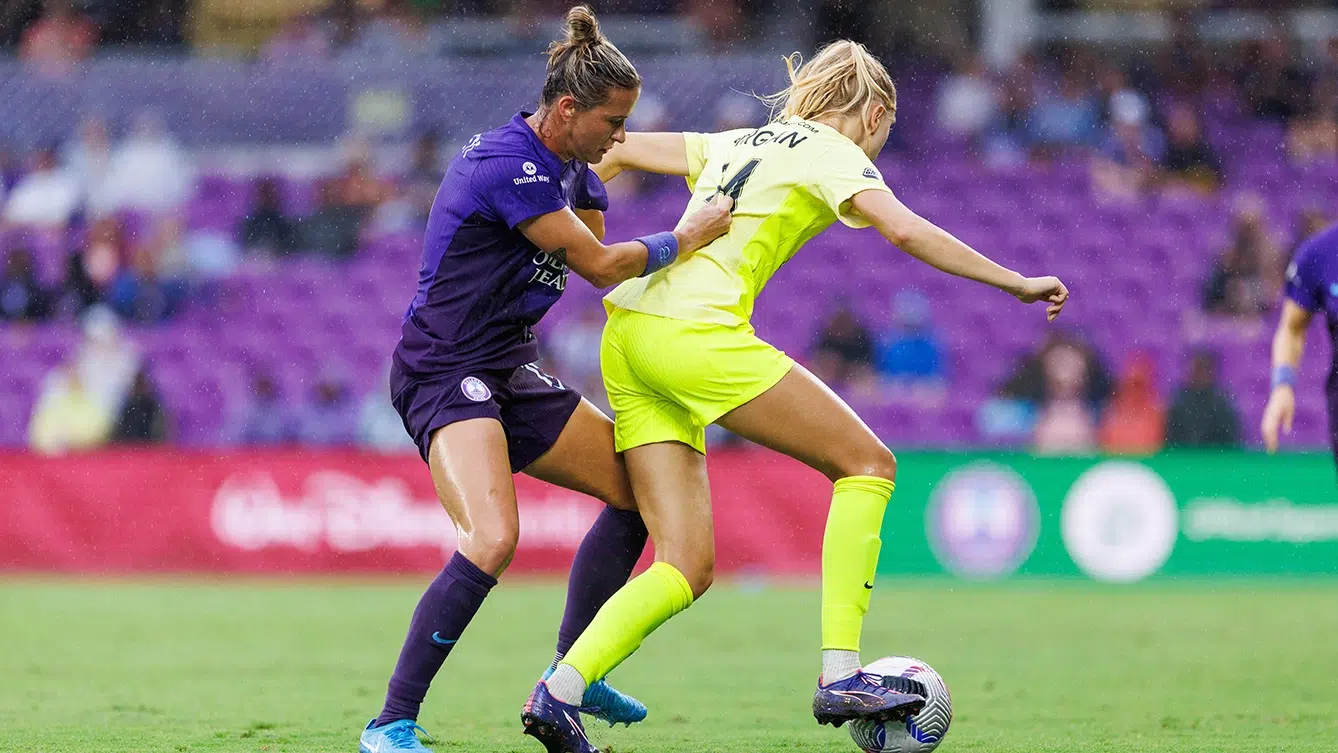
top-left (376, 551), bottom-right (497, 725)
top-left (555, 506), bottom-right (649, 657)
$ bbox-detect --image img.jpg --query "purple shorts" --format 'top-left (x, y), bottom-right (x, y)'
top-left (390, 358), bottom-right (582, 471)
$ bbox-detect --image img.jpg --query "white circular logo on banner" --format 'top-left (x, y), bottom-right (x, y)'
top-left (522, 161), bottom-right (538, 176)
top-left (461, 377), bottom-right (492, 402)
top-left (926, 463), bottom-right (1039, 580)
top-left (1062, 462), bottom-right (1178, 583)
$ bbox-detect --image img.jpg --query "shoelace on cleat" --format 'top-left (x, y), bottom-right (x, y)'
top-left (383, 722), bottom-right (434, 748)
top-left (876, 673), bottom-right (928, 697)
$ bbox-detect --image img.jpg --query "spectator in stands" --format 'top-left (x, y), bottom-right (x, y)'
top-left (1160, 105), bottom-right (1222, 194)
top-left (935, 55), bottom-right (999, 142)
top-left (810, 305), bottom-right (876, 395)
top-left (1029, 69), bottom-right (1100, 152)
top-left (1287, 74), bottom-right (1337, 166)
top-left (295, 372), bottom-right (357, 446)
top-left (297, 179), bottom-right (362, 259)
top-left (19, 0), bottom-right (97, 72)
top-left (108, 244), bottom-right (186, 323)
top-left (337, 144), bottom-right (390, 215)
top-left (1033, 340), bottom-right (1098, 455)
top-left (4, 147), bottom-right (80, 229)
top-left (875, 290), bottom-right (944, 387)
top-left (1098, 351), bottom-right (1165, 454)
top-left (1240, 35), bottom-right (1311, 122)
top-left (60, 216), bottom-right (126, 314)
top-left (60, 245), bottom-right (102, 314)
top-left (0, 246), bottom-right (52, 321)
top-left (1091, 94), bottom-right (1164, 201)
top-left (239, 177), bottom-right (298, 255)
top-left (231, 372), bottom-right (296, 446)
top-left (74, 304), bottom-right (140, 418)
top-left (1165, 350), bottom-right (1242, 449)
top-left (63, 114), bottom-right (113, 215)
top-left (98, 111), bottom-right (193, 215)
top-left (1001, 329), bottom-right (1113, 410)
top-left (27, 361), bottom-right (112, 455)
top-left (110, 367), bottom-right (170, 444)
top-left (1203, 198), bottom-right (1282, 318)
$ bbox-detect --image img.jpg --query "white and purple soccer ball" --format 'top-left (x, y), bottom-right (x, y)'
top-left (847, 656), bottom-right (952, 753)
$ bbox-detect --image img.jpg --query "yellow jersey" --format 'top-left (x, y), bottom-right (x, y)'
top-left (604, 117), bottom-right (891, 326)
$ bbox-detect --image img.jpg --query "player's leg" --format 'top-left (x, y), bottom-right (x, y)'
top-left (535, 439), bottom-right (712, 718)
top-left (517, 390), bottom-right (650, 726)
top-left (716, 363), bottom-right (926, 725)
top-left (365, 416), bottom-right (517, 752)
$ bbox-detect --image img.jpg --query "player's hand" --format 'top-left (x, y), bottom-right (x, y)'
top-left (1261, 386), bottom-right (1296, 453)
top-left (673, 194), bottom-right (733, 255)
top-left (1012, 276), bottom-right (1069, 321)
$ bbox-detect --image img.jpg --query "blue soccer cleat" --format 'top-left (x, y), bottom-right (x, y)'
top-left (359, 718), bottom-right (435, 752)
top-left (520, 681), bottom-right (599, 753)
top-left (542, 667), bottom-right (648, 727)
top-left (812, 671), bottom-right (927, 728)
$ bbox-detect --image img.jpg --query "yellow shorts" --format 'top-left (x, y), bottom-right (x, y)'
top-left (601, 306), bottom-right (795, 454)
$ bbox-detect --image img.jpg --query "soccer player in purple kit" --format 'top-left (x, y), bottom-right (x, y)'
top-left (358, 7), bottom-right (732, 752)
top-left (1263, 220), bottom-right (1338, 473)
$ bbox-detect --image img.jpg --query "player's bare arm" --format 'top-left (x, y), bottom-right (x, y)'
top-left (850, 188), bottom-right (1069, 322)
top-left (520, 196), bottom-right (732, 288)
top-left (574, 208), bottom-right (605, 241)
top-left (594, 132), bottom-right (691, 182)
top-left (1262, 299), bottom-right (1315, 453)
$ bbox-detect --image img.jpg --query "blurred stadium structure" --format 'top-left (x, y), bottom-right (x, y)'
top-left (2, 0), bottom-right (1338, 582)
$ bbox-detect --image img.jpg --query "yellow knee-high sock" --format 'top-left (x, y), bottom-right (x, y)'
top-left (559, 561), bottom-right (694, 685)
top-left (822, 475), bottom-right (894, 652)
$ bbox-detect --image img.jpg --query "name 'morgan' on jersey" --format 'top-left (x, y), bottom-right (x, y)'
top-left (395, 112), bottom-right (608, 377)
top-left (604, 117), bottom-right (891, 327)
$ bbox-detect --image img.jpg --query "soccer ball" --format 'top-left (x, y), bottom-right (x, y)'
top-left (847, 656), bottom-right (952, 753)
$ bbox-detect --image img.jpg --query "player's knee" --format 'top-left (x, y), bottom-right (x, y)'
top-left (462, 519), bottom-right (519, 576)
top-left (675, 554), bottom-right (714, 600)
top-left (830, 445), bottom-right (897, 484)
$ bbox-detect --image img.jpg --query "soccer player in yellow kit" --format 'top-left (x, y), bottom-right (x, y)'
top-left (521, 40), bottom-right (1069, 751)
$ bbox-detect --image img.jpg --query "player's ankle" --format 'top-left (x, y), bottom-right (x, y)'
top-left (545, 664), bottom-right (588, 705)
top-left (821, 649), bottom-right (862, 683)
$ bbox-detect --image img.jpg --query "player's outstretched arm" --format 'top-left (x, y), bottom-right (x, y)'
top-left (851, 188), bottom-right (1069, 322)
top-left (594, 133), bottom-right (691, 182)
top-left (519, 195), bottom-right (732, 288)
top-left (1262, 299), bottom-right (1314, 453)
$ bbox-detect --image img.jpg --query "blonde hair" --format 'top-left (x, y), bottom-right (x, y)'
top-left (762, 41), bottom-right (897, 124)
top-left (541, 5), bottom-right (641, 110)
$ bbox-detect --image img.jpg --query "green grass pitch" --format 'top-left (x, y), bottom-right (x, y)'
top-left (2, 578), bottom-right (1336, 752)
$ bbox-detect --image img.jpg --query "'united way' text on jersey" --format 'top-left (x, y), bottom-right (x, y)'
top-left (395, 112), bottom-right (608, 377)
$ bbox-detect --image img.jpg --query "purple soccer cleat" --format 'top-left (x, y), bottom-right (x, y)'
top-left (520, 681), bottom-right (599, 753)
top-left (813, 671), bottom-right (927, 728)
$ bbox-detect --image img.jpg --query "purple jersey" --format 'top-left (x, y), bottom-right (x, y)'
top-left (1284, 224), bottom-right (1338, 392)
top-left (394, 112), bottom-right (609, 377)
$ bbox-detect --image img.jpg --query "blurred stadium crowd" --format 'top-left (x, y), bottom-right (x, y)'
top-left (0, 0), bottom-right (1335, 456)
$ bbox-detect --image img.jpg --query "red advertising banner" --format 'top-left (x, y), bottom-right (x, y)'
top-left (0, 449), bottom-right (830, 575)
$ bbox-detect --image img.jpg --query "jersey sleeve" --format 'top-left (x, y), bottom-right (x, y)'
top-left (1285, 240), bottom-right (1326, 313)
top-left (472, 155), bottom-right (567, 229)
top-left (574, 165), bottom-right (609, 211)
top-left (808, 142), bottom-right (893, 229)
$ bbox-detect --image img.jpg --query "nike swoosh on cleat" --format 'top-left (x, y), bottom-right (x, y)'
top-left (864, 581), bottom-right (874, 589)
top-left (430, 632), bottom-right (457, 645)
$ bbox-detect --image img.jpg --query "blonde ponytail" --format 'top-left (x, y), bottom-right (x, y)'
top-left (761, 41), bottom-right (897, 123)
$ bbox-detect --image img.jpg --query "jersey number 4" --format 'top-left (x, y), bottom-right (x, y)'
top-left (716, 158), bottom-right (761, 208)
